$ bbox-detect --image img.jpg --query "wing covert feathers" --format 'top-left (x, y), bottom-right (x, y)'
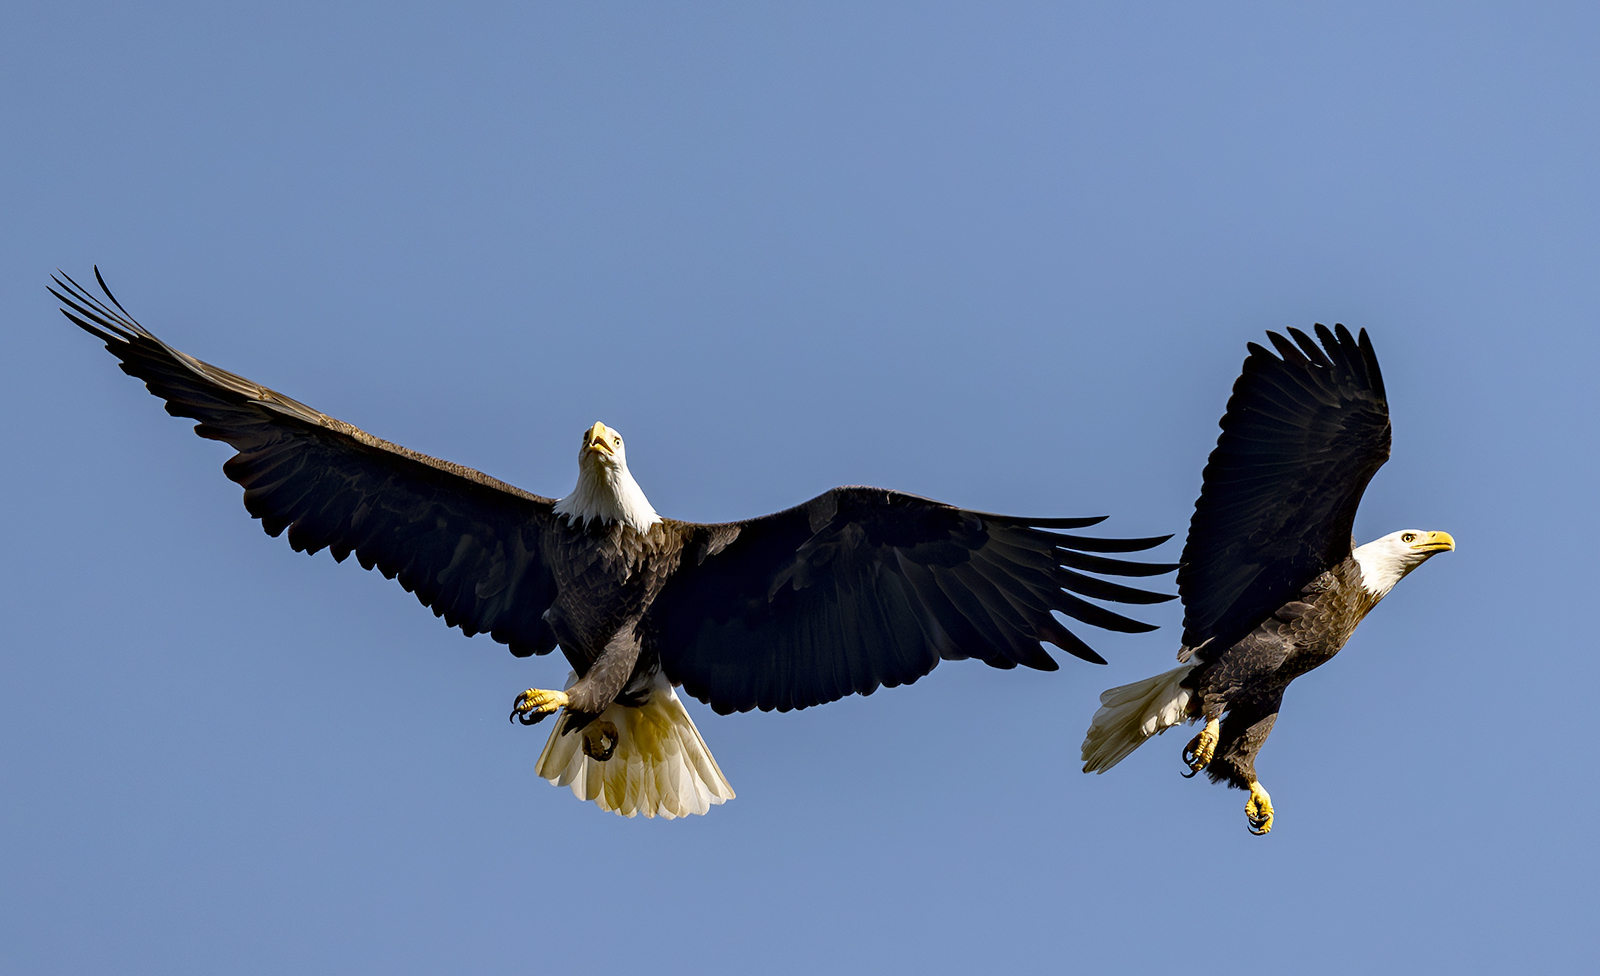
top-left (654, 487), bottom-right (1178, 715)
top-left (1177, 324), bottom-right (1390, 651)
top-left (53, 270), bottom-right (562, 657)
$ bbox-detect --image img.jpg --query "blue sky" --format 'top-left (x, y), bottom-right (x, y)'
top-left (3, 3), bottom-right (1596, 973)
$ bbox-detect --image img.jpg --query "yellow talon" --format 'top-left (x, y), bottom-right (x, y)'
top-left (510, 688), bottom-right (570, 726)
top-left (1184, 718), bottom-right (1219, 774)
top-left (1246, 781), bottom-right (1274, 835)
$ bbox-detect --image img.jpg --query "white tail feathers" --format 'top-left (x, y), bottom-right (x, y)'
top-left (536, 673), bottom-right (735, 818)
top-left (1080, 664), bottom-right (1196, 773)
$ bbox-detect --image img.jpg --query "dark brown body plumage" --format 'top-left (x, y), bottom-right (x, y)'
top-left (1183, 554), bottom-right (1376, 789)
top-left (540, 519), bottom-right (689, 721)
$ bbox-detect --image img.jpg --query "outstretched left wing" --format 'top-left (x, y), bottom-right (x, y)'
top-left (52, 270), bottom-right (564, 658)
top-left (650, 486), bottom-right (1175, 714)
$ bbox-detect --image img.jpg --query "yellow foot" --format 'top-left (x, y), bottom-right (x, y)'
top-left (509, 688), bottom-right (569, 726)
top-left (1182, 718), bottom-right (1220, 776)
top-left (582, 719), bottom-right (619, 761)
top-left (1246, 781), bottom-right (1275, 835)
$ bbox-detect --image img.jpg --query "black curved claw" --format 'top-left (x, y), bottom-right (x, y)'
top-left (1181, 734), bottom-right (1205, 775)
top-left (1180, 763), bottom-right (1200, 779)
top-left (510, 695), bottom-right (554, 725)
top-left (1247, 818), bottom-right (1270, 836)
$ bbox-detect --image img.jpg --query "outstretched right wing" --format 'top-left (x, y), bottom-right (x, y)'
top-left (1177, 324), bottom-right (1391, 652)
top-left (53, 270), bottom-right (562, 657)
top-left (653, 486), bottom-right (1177, 715)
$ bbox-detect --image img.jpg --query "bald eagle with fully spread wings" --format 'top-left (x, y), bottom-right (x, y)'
top-left (55, 270), bottom-right (1176, 819)
top-left (1081, 324), bottom-right (1453, 834)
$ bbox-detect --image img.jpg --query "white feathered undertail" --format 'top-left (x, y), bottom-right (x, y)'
top-left (1080, 663), bottom-right (1197, 773)
top-left (536, 672), bottom-right (735, 818)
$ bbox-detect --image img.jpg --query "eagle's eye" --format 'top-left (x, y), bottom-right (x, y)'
top-left (613, 436), bottom-right (622, 447)
top-left (1401, 532), bottom-right (1416, 543)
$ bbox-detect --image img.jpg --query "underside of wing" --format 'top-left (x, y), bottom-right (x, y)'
top-left (1178, 324), bottom-right (1390, 650)
top-left (53, 270), bottom-right (562, 657)
top-left (650, 486), bottom-right (1176, 715)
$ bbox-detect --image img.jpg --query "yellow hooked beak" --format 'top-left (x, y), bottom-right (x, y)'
top-left (1413, 530), bottom-right (1456, 554)
top-left (584, 421), bottom-right (617, 458)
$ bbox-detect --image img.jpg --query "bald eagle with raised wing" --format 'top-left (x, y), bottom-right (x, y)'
top-left (55, 270), bottom-right (1176, 819)
top-left (1081, 324), bottom-right (1453, 834)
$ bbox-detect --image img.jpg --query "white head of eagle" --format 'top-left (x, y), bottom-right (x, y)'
top-left (1352, 529), bottom-right (1456, 601)
top-left (553, 421), bottom-right (662, 532)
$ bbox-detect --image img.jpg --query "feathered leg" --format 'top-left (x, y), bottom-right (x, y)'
top-left (1205, 691), bottom-right (1284, 835)
top-left (510, 623), bottom-right (643, 732)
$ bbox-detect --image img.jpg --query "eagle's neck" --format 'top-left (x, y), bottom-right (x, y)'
top-left (1351, 540), bottom-right (1409, 602)
top-left (554, 460), bottom-right (661, 532)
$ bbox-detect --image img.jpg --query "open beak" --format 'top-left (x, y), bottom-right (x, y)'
top-left (1414, 530), bottom-right (1456, 554)
top-left (584, 421), bottom-right (616, 458)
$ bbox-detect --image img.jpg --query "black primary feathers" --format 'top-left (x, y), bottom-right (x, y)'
top-left (53, 268), bottom-right (565, 657)
top-left (656, 488), bottom-right (1174, 715)
top-left (1177, 324), bottom-right (1390, 653)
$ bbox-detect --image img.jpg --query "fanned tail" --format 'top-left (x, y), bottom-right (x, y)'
top-left (1080, 664), bottom-right (1196, 773)
top-left (536, 673), bottom-right (734, 818)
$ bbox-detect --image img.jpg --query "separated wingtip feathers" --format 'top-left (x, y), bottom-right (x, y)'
top-left (988, 513), bottom-right (1110, 530)
top-left (51, 268), bottom-right (146, 345)
top-left (1267, 330), bottom-right (1309, 365)
top-left (1259, 325), bottom-right (1361, 371)
top-left (54, 304), bottom-right (119, 344)
top-left (92, 265), bottom-right (134, 317)
top-left (1357, 327), bottom-right (1387, 399)
top-left (1040, 620), bottom-right (1106, 664)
